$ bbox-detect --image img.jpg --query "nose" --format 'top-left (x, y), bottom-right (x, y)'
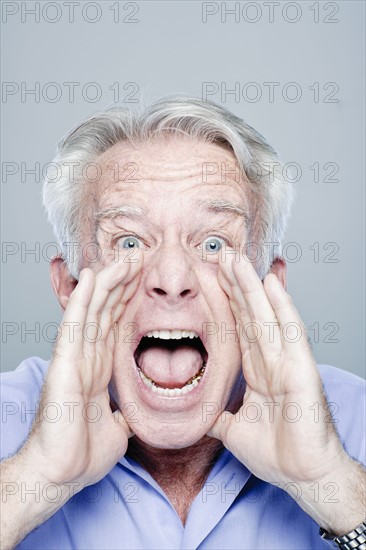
top-left (144, 241), bottom-right (199, 305)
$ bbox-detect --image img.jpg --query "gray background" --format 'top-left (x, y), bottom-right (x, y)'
top-left (1, 1), bottom-right (365, 377)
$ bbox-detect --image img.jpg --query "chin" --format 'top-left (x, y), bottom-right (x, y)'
top-left (129, 412), bottom-right (210, 450)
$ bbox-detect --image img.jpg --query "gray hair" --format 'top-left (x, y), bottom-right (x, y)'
top-left (42, 96), bottom-right (294, 279)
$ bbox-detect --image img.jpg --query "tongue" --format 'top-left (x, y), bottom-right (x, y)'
top-left (138, 345), bottom-right (202, 388)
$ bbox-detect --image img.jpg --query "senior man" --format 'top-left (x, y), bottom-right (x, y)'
top-left (1, 97), bottom-right (365, 549)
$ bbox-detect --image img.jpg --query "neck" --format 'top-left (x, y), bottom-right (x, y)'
top-left (126, 436), bottom-right (224, 525)
top-left (124, 380), bottom-right (245, 524)
top-left (126, 435), bottom-right (224, 482)
top-left (125, 378), bottom-right (245, 476)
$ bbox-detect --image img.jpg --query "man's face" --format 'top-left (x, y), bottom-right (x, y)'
top-left (94, 137), bottom-right (248, 448)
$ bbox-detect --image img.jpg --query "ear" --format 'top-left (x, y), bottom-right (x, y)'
top-left (269, 257), bottom-right (287, 290)
top-left (50, 256), bottom-right (78, 312)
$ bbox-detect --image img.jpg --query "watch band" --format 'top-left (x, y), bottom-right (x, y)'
top-left (320, 521), bottom-right (366, 550)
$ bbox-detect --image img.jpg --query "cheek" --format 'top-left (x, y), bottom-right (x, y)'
top-left (196, 264), bottom-right (234, 317)
top-left (194, 258), bottom-right (220, 287)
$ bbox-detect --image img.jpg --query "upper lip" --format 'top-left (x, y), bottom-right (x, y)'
top-left (132, 325), bottom-right (207, 353)
top-left (144, 328), bottom-right (199, 336)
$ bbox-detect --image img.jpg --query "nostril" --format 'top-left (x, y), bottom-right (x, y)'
top-left (152, 287), bottom-right (192, 299)
top-left (153, 288), bottom-right (166, 296)
top-left (180, 289), bottom-right (191, 298)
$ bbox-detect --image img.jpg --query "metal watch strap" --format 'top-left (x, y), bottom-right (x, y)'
top-left (320, 521), bottom-right (366, 550)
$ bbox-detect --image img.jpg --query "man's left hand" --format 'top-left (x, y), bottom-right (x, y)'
top-left (208, 252), bottom-right (365, 535)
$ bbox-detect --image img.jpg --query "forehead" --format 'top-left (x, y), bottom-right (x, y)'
top-left (96, 137), bottom-right (248, 210)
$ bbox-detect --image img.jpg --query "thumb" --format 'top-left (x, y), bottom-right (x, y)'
top-left (112, 409), bottom-right (135, 439)
top-left (206, 410), bottom-right (234, 442)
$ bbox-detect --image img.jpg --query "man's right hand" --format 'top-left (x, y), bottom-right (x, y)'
top-left (0, 252), bottom-right (143, 548)
top-left (27, 252), bottom-right (142, 487)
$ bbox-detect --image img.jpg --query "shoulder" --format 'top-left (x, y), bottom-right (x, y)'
top-left (318, 363), bottom-right (365, 389)
top-left (0, 357), bottom-right (50, 459)
top-left (1, 356), bottom-right (50, 389)
top-left (317, 363), bottom-right (365, 465)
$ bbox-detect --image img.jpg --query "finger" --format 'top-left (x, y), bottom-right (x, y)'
top-left (54, 268), bottom-right (95, 361)
top-left (100, 267), bottom-right (143, 335)
top-left (98, 283), bottom-right (128, 339)
top-left (91, 327), bottom-right (118, 389)
top-left (96, 277), bottom-right (141, 374)
top-left (84, 251), bottom-right (143, 339)
top-left (97, 263), bottom-right (143, 346)
top-left (263, 274), bottom-right (311, 358)
top-left (217, 261), bottom-right (253, 341)
top-left (231, 254), bottom-right (278, 329)
top-left (218, 258), bottom-right (263, 384)
top-left (106, 283), bottom-right (126, 322)
top-left (86, 256), bottom-right (136, 323)
top-left (82, 253), bottom-right (143, 384)
top-left (220, 255), bottom-right (283, 359)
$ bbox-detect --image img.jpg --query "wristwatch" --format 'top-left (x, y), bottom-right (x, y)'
top-left (319, 521), bottom-right (366, 549)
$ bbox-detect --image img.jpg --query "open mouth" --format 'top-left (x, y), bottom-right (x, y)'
top-left (134, 329), bottom-right (208, 397)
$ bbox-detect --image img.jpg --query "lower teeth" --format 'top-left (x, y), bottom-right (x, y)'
top-left (138, 363), bottom-right (206, 397)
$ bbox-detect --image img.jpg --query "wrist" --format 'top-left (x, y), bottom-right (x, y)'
top-left (320, 521), bottom-right (366, 549)
top-left (1, 447), bottom-right (81, 548)
top-left (292, 454), bottom-right (366, 536)
top-left (2, 450), bottom-right (74, 515)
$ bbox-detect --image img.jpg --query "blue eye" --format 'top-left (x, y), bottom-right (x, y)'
top-left (118, 236), bottom-right (140, 250)
top-left (202, 237), bottom-right (224, 254)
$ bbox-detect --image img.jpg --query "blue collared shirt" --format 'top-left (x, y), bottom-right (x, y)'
top-left (1, 357), bottom-right (365, 549)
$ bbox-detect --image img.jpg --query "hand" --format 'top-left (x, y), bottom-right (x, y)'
top-left (24, 253), bottom-right (143, 489)
top-left (208, 252), bottom-right (347, 487)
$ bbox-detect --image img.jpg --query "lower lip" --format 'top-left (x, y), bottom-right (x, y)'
top-left (133, 361), bottom-right (208, 406)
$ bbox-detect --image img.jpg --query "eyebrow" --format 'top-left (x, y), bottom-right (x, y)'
top-left (197, 199), bottom-right (249, 225)
top-left (94, 205), bottom-right (147, 224)
top-left (94, 199), bottom-right (249, 228)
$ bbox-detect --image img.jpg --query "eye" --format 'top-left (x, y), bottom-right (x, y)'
top-left (202, 236), bottom-right (225, 254)
top-left (118, 235), bottom-right (141, 250)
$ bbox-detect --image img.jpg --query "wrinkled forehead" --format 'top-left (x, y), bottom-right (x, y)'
top-left (78, 136), bottom-right (251, 250)
top-left (95, 136), bottom-right (248, 202)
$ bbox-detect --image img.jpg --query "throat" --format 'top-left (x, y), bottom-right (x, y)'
top-left (126, 436), bottom-right (224, 525)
